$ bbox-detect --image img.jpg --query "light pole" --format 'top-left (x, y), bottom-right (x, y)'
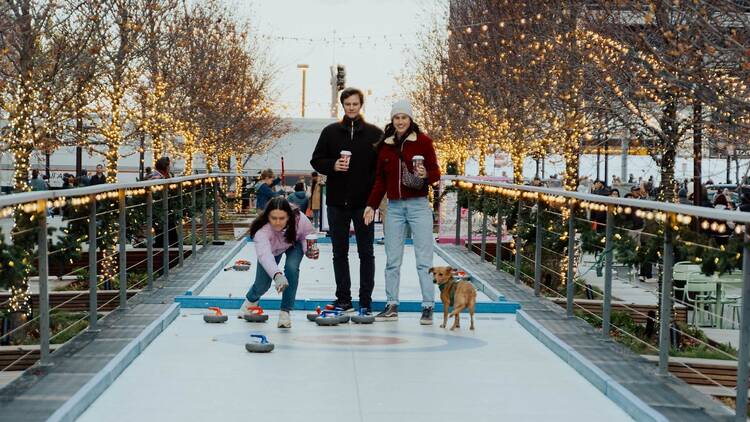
top-left (297, 64), bottom-right (309, 118)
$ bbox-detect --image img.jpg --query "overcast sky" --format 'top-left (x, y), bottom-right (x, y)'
top-left (227, 0), bottom-right (447, 124)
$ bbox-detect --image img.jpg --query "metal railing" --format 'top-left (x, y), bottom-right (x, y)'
top-left (0, 173), bottom-right (246, 373)
top-left (445, 175), bottom-right (750, 420)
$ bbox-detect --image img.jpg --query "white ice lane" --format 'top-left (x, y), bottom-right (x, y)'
top-left (76, 309), bottom-right (633, 422)
top-left (76, 241), bottom-right (632, 421)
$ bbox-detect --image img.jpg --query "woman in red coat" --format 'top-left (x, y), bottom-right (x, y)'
top-left (364, 100), bottom-right (441, 325)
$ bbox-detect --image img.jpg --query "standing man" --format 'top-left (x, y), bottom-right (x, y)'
top-left (311, 87), bottom-right (383, 314)
top-left (89, 164), bottom-right (107, 185)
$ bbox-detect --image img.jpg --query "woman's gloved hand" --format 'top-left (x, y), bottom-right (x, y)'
top-left (273, 273), bottom-right (289, 293)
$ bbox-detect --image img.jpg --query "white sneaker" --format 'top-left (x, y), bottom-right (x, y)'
top-left (278, 310), bottom-right (291, 328)
top-left (238, 299), bottom-right (258, 319)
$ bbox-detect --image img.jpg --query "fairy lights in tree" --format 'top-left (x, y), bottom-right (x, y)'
top-left (406, 0), bottom-right (748, 196)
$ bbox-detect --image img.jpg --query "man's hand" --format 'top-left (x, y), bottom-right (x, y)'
top-left (363, 206), bottom-right (375, 225)
top-left (334, 158), bottom-right (349, 172)
top-left (415, 165), bottom-right (427, 178)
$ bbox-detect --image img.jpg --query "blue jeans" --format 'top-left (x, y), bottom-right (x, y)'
top-left (246, 242), bottom-right (303, 311)
top-left (384, 197), bottom-right (435, 307)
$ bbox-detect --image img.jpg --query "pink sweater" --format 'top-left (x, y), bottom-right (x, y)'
top-left (254, 213), bottom-right (314, 277)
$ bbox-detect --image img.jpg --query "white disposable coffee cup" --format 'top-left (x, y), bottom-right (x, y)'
top-left (412, 155), bottom-right (424, 168)
top-left (305, 234), bottom-right (318, 250)
top-left (340, 150), bottom-right (352, 165)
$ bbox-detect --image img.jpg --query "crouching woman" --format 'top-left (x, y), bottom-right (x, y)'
top-left (242, 197), bottom-right (318, 328)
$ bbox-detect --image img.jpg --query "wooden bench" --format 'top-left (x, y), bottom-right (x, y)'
top-left (641, 355), bottom-right (743, 388)
top-left (47, 249), bottom-right (193, 277)
top-left (550, 298), bottom-right (688, 324)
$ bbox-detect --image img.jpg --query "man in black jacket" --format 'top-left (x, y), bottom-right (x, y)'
top-left (310, 88), bottom-right (383, 314)
top-left (89, 164), bottom-right (107, 185)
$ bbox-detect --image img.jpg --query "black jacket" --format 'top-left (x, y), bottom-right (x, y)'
top-left (310, 116), bottom-right (383, 208)
top-left (90, 174), bottom-right (106, 185)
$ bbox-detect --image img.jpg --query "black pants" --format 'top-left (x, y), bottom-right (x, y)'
top-left (327, 205), bottom-right (375, 308)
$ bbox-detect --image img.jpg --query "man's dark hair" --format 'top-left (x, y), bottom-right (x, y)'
top-left (96, 164), bottom-right (103, 169)
top-left (339, 88), bottom-right (364, 106)
top-left (155, 157), bottom-right (170, 173)
top-left (294, 182), bottom-right (304, 192)
top-left (311, 171), bottom-right (318, 177)
top-left (145, 167), bottom-right (152, 173)
top-left (32, 169), bottom-right (39, 178)
top-left (80, 169), bottom-right (87, 177)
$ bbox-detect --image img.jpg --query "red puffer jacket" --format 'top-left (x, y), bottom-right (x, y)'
top-left (366, 131), bottom-right (441, 209)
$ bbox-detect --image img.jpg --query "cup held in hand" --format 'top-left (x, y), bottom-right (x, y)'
top-left (340, 150), bottom-right (352, 169)
top-left (412, 155), bottom-right (425, 171)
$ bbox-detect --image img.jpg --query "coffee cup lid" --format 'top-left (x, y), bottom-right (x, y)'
top-left (305, 234), bottom-right (318, 240)
top-left (412, 155), bottom-right (424, 160)
top-left (340, 150), bottom-right (352, 156)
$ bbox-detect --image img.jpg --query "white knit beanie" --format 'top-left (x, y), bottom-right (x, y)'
top-left (390, 99), bottom-right (414, 119)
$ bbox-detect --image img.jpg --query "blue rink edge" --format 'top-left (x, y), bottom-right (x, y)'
top-left (175, 296), bottom-right (521, 313)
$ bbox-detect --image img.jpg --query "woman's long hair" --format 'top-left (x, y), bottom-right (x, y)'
top-left (249, 197), bottom-right (299, 243)
top-left (380, 120), bottom-right (422, 145)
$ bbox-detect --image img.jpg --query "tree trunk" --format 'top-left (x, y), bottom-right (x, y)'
top-left (11, 143), bottom-right (33, 192)
top-left (659, 101), bottom-right (679, 202)
top-left (563, 132), bottom-right (580, 192)
top-left (8, 312), bottom-right (28, 344)
top-left (511, 152), bottom-right (524, 184)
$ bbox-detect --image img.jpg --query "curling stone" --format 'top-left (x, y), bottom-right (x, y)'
top-left (233, 259), bottom-right (252, 271)
top-left (351, 309), bottom-right (375, 324)
top-left (243, 306), bottom-right (269, 323)
top-left (223, 259), bottom-right (252, 271)
top-left (307, 305), bottom-right (322, 321)
top-left (322, 305), bottom-right (350, 323)
top-left (203, 307), bottom-right (228, 323)
top-left (315, 310), bottom-right (341, 326)
top-left (245, 334), bottom-right (274, 353)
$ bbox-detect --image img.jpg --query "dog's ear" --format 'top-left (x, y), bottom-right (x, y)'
top-left (428, 267), bottom-right (435, 274)
top-left (447, 266), bottom-right (453, 273)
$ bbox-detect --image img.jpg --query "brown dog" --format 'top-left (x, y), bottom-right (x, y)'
top-left (430, 266), bottom-right (476, 330)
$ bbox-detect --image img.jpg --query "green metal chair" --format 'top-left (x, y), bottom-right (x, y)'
top-left (681, 273), bottom-right (717, 326)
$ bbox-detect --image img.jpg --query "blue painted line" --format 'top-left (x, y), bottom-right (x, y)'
top-left (175, 295), bottom-right (521, 313)
top-left (246, 235), bottom-right (413, 245)
top-left (516, 310), bottom-right (668, 422)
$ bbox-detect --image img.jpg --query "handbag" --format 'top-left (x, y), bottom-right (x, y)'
top-left (400, 160), bottom-right (424, 190)
top-left (392, 134), bottom-right (425, 190)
